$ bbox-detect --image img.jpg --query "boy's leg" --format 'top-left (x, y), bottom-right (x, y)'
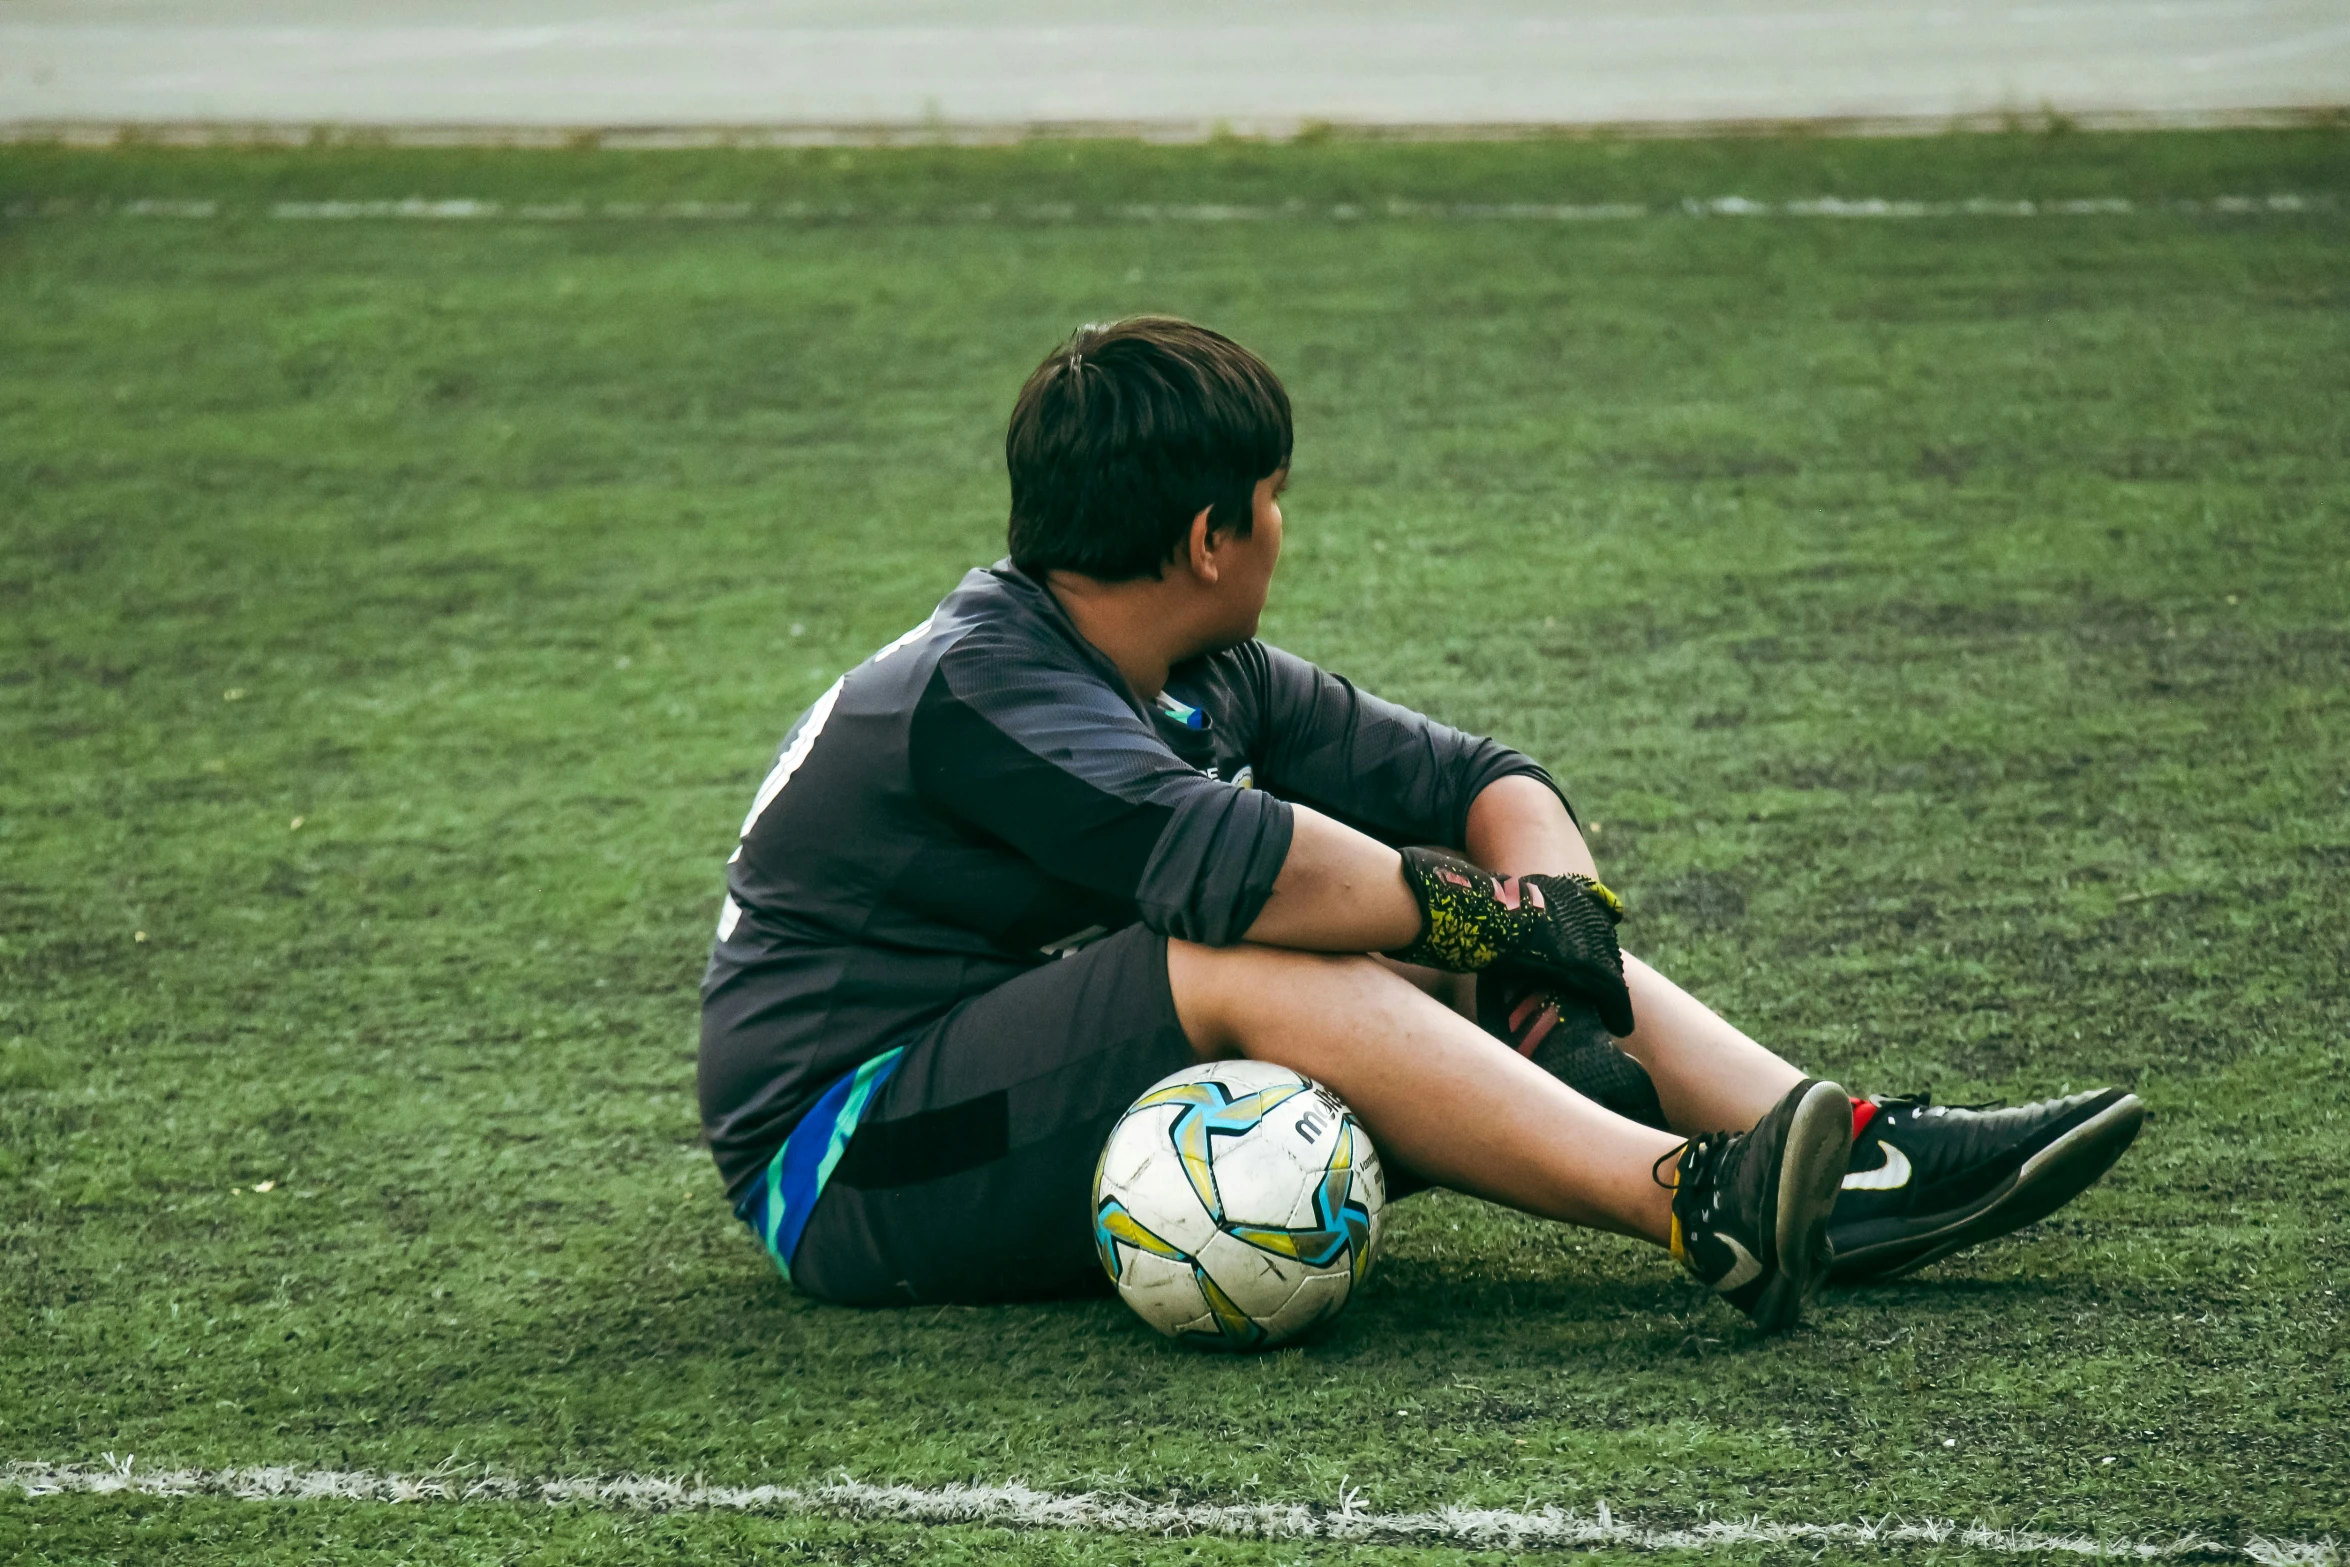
top-left (1173, 942), bottom-right (1674, 1242)
top-left (1617, 955), bottom-right (1805, 1134)
top-left (1412, 950), bottom-right (1804, 1137)
top-left (786, 925), bottom-right (1199, 1307)
top-left (786, 923), bottom-right (1845, 1327)
top-left (1170, 939), bottom-right (1852, 1331)
top-left (1442, 788), bottom-right (2145, 1273)
top-left (1609, 956), bottom-right (2146, 1286)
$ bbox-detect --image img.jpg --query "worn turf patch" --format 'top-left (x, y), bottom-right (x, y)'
top-left (3, 127), bottom-right (2346, 1566)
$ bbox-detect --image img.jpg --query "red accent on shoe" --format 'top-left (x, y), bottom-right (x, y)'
top-left (1506, 994), bottom-right (1559, 1056)
top-left (1851, 1098), bottom-right (1879, 1139)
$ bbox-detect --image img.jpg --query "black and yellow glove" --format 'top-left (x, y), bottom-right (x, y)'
top-left (1383, 846), bottom-right (1636, 1037)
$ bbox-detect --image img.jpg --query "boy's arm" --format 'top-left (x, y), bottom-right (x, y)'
top-left (1245, 643), bottom-right (1570, 852)
top-left (1463, 773), bottom-right (1599, 880)
top-left (1240, 778), bottom-right (1596, 951)
top-left (910, 639), bottom-right (1294, 948)
top-left (1243, 788), bottom-right (1632, 1033)
top-left (1238, 653), bottom-right (1627, 1025)
top-left (1240, 805), bottom-right (1417, 951)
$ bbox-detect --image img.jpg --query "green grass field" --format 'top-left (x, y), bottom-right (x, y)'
top-left (4, 128), bottom-right (2347, 1564)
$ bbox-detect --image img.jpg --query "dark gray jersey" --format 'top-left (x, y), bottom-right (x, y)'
top-left (698, 563), bottom-right (1561, 1199)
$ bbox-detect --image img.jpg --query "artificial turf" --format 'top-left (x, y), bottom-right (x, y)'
top-left (2, 127), bottom-right (2346, 1564)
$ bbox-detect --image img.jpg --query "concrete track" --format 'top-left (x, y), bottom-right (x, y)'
top-left (3, 0), bottom-right (2344, 135)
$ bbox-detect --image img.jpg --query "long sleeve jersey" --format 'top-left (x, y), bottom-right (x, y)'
top-left (698, 562), bottom-right (1562, 1200)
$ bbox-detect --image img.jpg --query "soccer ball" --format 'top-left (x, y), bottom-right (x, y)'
top-left (1092, 1060), bottom-right (1386, 1350)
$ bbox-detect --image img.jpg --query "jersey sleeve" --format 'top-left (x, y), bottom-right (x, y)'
top-left (1245, 643), bottom-right (1571, 850)
top-left (908, 636), bottom-right (1295, 947)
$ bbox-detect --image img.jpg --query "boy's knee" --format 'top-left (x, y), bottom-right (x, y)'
top-left (1166, 940), bottom-right (1396, 1057)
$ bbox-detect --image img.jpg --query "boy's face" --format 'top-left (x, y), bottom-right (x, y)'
top-left (1206, 468), bottom-right (1286, 646)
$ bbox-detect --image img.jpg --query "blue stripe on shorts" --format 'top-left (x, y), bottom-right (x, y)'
top-left (737, 1047), bottom-right (906, 1283)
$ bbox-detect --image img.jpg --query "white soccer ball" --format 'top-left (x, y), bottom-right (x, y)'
top-left (1092, 1060), bottom-right (1386, 1350)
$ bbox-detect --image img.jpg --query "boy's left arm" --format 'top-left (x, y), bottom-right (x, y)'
top-left (1247, 645), bottom-right (1632, 1032)
top-left (1245, 642), bottom-right (1572, 855)
top-left (1465, 773), bottom-right (1599, 881)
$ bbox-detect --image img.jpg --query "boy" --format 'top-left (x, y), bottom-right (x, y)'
top-left (700, 317), bottom-right (2143, 1332)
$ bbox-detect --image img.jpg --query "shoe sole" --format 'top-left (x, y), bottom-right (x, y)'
top-left (1750, 1079), bottom-right (1854, 1333)
top-left (1829, 1093), bottom-right (2146, 1284)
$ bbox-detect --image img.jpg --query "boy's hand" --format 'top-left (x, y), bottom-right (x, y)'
top-left (1384, 846), bottom-right (1635, 1036)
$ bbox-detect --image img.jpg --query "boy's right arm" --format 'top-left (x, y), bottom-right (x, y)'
top-left (909, 640), bottom-right (1294, 947)
top-left (909, 637), bottom-right (1428, 954)
top-left (1243, 808), bottom-right (1633, 1035)
top-left (909, 638), bottom-right (1621, 1016)
top-left (1239, 805), bottom-right (1419, 952)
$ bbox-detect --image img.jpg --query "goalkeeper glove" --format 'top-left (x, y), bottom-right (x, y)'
top-left (1384, 846), bottom-right (1636, 1037)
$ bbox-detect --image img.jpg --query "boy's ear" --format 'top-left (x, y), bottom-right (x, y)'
top-left (1185, 506), bottom-right (1220, 583)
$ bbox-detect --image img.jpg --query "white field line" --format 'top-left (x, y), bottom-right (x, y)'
top-left (5, 1458), bottom-right (2341, 1562)
top-left (0, 193), bottom-right (2338, 225)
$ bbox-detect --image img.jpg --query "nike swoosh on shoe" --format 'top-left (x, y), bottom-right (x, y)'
top-left (1842, 1141), bottom-right (1912, 1192)
top-left (1827, 1092), bottom-right (2146, 1284)
top-left (1710, 1233), bottom-right (1763, 1291)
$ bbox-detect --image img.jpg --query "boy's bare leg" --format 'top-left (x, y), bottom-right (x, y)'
top-left (1619, 955), bottom-right (1806, 1135)
top-left (1456, 777), bottom-right (1809, 1135)
top-left (1382, 953), bottom-right (1808, 1137)
top-left (1168, 939), bottom-right (1681, 1244)
top-left (1374, 956), bottom-right (1473, 1015)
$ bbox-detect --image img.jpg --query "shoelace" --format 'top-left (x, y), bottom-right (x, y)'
top-left (1653, 1130), bottom-right (1728, 1194)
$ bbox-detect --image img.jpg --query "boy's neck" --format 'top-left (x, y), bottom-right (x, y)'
top-left (1042, 570), bottom-right (1193, 704)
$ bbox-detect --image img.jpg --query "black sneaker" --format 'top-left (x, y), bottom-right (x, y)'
top-left (1828, 1088), bottom-right (2146, 1285)
top-left (1662, 1077), bottom-right (1852, 1332)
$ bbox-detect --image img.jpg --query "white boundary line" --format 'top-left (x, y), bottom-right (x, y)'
top-left (5, 1458), bottom-right (2340, 1562)
top-left (0, 193), bottom-right (2338, 225)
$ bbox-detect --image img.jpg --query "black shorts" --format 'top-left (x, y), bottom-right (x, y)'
top-left (787, 923), bottom-right (1198, 1307)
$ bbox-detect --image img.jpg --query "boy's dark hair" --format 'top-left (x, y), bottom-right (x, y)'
top-left (1006, 316), bottom-right (1292, 581)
